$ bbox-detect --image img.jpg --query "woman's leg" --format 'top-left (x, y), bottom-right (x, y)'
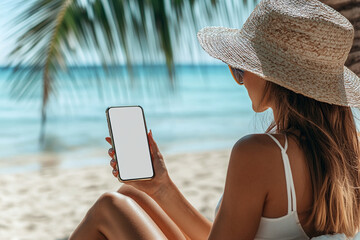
top-left (69, 192), bottom-right (168, 240)
top-left (116, 184), bottom-right (189, 240)
top-left (68, 186), bottom-right (188, 240)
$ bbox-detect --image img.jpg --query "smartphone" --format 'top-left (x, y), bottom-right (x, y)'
top-left (105, 105), bottom-right (154, 182)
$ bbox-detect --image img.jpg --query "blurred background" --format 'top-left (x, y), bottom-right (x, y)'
top-left (1, 0), bottom-right (359, 174)
top-left (0, 0), bottom-right (359, 239)
top-left (0, 0), bottom-right (268, 175)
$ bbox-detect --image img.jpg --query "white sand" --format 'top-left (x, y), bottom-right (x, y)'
top-left (0, 148), bottom-right (231, 240)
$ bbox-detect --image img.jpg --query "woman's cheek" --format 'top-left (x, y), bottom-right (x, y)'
top-left (244, 79), bottom-right (257, 105)
top-left (243, 75), bottom-right (267, 112)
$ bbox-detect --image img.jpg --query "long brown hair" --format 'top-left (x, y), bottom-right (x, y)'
top-left (261, 81), bottom-right (360, 237)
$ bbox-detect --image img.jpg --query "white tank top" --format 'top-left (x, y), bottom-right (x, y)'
top-left (214, 133), bottom-right (310, 239)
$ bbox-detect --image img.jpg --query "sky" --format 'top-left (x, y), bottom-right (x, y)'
top-left (0, 0), bottom-right (259, 66)
top-left (0, 1), bottom-right (16, 65)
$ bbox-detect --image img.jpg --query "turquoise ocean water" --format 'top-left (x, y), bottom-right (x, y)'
top-left (0, 65), bottom-right (275, 174)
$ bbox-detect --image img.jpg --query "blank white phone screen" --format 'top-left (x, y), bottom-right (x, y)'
top-left (108, 106), bottom-right (154, 181)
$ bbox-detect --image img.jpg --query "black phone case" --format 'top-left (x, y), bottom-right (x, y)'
top-left (105, 105), bottom-right (155, 182)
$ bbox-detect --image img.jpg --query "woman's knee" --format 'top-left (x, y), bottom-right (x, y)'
top-left (98, 192), bottom-right (125, 204)
top-left (90, 192), bottom-right (133, 222)
top-left (96, 192), bottom-right (130, 210)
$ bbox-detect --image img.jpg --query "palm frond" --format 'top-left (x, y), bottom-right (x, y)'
top-left (6, 0), bottom-right (263, 144)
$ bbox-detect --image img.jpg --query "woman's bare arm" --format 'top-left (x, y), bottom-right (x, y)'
top-left (108, 133), bottom-right (270, 240)
top-left (151, 178), bottom-right (212, 240)
top-left (107, 133), bottom-right (212, 240)
top-left (208, 134), bottom-right (271, 239)
top-left (151, 134), bottom-right (272, 240)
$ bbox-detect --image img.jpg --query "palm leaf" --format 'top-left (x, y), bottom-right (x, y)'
top-left (5, 0), bottom-right (262, 144)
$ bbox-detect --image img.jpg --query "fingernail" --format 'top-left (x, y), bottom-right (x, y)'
top-left (150, 129), bottom-right (152, 137)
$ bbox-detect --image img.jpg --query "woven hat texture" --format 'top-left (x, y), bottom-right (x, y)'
top-left (197, 0), bottom-right (360, 107)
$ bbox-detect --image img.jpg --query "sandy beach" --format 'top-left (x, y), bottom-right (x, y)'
top-left (0, 148), bottom-right (231, 240)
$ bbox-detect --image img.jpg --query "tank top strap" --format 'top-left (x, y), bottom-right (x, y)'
top-left (265, 133), bottom-right (288, 152)
top-left (265, 133), bottom-right (297, 214)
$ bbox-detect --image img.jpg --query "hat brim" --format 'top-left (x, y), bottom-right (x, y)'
top-left (197, 26), bottom-right (259, 74)
top-left (197, 26), bottom-right (360, 107)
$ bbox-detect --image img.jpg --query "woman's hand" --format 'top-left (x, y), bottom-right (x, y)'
top-left (106, 130), bottom-right (171, 196)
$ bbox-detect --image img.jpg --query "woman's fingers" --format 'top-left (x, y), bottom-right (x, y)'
top-left (148, 131), bottom-right (155, 157)
top-left (147, 132), bottom-right (154, 156)
top-left (106, 137), bottom-right (118, 178)
top-left (149, 130), bottom-right (159, 152)
top-left (108, 148), bottom-right (114, 157)
top-left (110, 158), bottom-right (116, 168)
top-left (110, 157), bottom-right (118, 178)
top-left (148, 130), bottom-right (163, 159)
top-left (112, 168), bottom-right (118, 177)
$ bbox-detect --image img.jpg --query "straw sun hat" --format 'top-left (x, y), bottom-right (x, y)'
top-left (197, 0), bottom-right (360, 107)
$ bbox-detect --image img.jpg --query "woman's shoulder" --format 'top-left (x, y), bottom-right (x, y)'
top-left (232, 133), bottom-right (284, 158)
top-left (227, 133), bottom-right (286, 183)
top-left (222, 134), bottom-right (288, 213)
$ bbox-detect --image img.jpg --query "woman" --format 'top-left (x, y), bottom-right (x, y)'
top-left (69, 0), bottom-right (360, 239)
